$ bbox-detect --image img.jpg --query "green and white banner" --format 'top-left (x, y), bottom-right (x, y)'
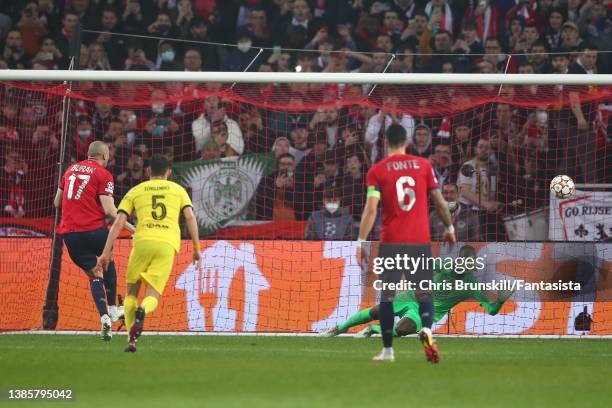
top-left (173, 153), bottom-right (274, 235)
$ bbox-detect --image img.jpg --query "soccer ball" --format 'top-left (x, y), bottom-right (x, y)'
top-left (550, 175), bottom-right (575, 199)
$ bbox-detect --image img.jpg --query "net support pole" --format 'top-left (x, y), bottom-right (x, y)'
top-left (42, 24), bottom-right (81, 330)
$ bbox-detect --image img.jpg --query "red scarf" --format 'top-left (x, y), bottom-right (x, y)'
top-left (62, 28), bottom-right (73, 40)
top-left (474, 6), bottom-right (499, 42)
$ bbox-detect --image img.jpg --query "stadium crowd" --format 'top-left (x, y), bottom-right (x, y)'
top-left (0, 0), bottom-right (611, 241)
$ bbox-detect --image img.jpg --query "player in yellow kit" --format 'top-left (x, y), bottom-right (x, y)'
top-left (97, 154), bottom-right (202, 352)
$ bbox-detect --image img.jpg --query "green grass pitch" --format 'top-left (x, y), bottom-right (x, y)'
top-left (0, 335), bottom-right (610, 408)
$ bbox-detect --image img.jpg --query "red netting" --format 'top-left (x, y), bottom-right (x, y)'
top-left (1, 80), bottom-right (610, 240)
top-left (0, 79), bottom-right (610, 334)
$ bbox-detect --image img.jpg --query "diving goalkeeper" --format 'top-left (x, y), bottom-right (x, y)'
top-left (320, 245), bottom-right (513, 338)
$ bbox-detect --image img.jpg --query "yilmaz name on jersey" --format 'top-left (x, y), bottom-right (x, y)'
top-left (144, 223), bottom-right (169, 229)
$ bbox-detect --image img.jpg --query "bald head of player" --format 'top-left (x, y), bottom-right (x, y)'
top-left (148, 154), bottom-right (172, 180)
top-left (385, 124), bottom-right (408, 154)
top-left (87, 141), bottom-right (110, 168)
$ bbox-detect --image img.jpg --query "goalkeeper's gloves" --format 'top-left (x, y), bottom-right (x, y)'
top-left (497, 289), bottom-right (515, 302)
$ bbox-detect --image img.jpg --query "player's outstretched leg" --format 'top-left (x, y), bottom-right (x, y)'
top-left (369, 324), bottom-right (399, 337)
top-left (319, 307), bottom-right (376, 337)
top-left (419, 327), bottom-right (439, 364)
top-left (369, 316), bottom-right (418, 338)
top-left (417, 292), bottom-right (439, 363)
top-left (373, 301), bottom-right (395, 362)
top-left (104, 261), bottom-right (124, 323)
top-left (125, 287), bottom-right (160, 353)
top-left (88, 273), bottom-right (112, 341)
top-left (125, 306), bottom-right (144, 353)
top-left (354, 326), bottom-right (374, 338)
top-left (123, 282), bottom-right (140, 352)
top-left (100, 314), bottom-right (112, 341)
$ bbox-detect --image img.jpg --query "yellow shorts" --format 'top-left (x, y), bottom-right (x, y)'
top-left (126, 240), bottom-right (176, 295)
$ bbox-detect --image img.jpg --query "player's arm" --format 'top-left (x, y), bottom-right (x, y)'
top-left (183, 205), bottom-right (202, 270)
top-left (458, 183), bottom-right (479, 206)
top-left (429, 188), bottom-right (456, 243)
top-left (97, 211), bottom-right (128, 271)
top-left (569, 90), bottom-right (588, 129)
top-left (53, 188), bottom-right (63, 209)
top-left (359, 165), bottom-right (381, 248)
top-left (99, 195), bottom-right (136, 233)
top-left (475, 291), bottom-right (504, 316)
top-left (465, 274), bottom-right (508, 316)
top-left (357, 190), bottom-right (379, 244)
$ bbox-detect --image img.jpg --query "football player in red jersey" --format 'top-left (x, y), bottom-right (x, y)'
top-left (53, 141), bottom-right (134, 340)
top-left (357, 124), bottom-right (456, 363)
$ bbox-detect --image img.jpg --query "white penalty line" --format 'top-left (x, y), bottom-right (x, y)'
top-left (1, 330), bottom-right (612, 339)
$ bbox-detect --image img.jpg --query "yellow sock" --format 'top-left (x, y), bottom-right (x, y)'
top-left (141, 296), bottom-right (158, 315)
top-left (124, 295), bottom-right (138, 332)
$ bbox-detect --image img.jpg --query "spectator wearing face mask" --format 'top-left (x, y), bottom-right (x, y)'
top-left (222, 29), bottom-right (261, 72)
top-left (145, 11), bottom-right (179, 62)
top-left (305, 188), bottom-right (355, 240)
top-left (143, 89), bottom-right (181, 155)
top-left (71, 117), bottom-right (95, 162)
top-left (157, 41), bottom-right (179, 71)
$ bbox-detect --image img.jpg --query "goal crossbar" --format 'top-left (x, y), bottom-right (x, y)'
top-left (1, 70), bottom-right (612, 85)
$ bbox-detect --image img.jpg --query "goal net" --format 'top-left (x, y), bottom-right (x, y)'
top-left (0, 72), bottom-right (610, 335)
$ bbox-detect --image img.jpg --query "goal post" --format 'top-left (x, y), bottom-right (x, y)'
top-left (0, 71), bottom-right (610, 336)
top-left (1, 70), bottom-right (612, 84)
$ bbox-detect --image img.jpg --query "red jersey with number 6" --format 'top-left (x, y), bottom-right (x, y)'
top-left (366, 154), bottom-right (439, 243)
top-left (58, 159), bottom-right (114, 234)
